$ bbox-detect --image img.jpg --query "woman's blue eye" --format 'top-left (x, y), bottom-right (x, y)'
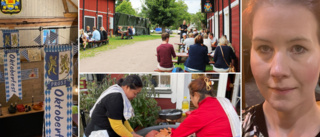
top-left (291, 45), bottom-right (306, 54)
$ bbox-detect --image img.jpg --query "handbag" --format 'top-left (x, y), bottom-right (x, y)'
top-left (220, 46), bottom-right (235, 72)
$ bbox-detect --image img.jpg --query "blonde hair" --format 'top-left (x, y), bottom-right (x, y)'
top-left (203, 34), bottom-right (208, 39)
top-left (189, 33), bottom-right (194, 38)
top-left (80, 29), bottom-right (84, 34)
top-left (219, 36), bottom-right (228, 45)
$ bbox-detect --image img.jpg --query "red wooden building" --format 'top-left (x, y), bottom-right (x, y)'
top-left (79, 0), bottom-right (115, 34)
top-left (206, 0), bottom-right (240, 65)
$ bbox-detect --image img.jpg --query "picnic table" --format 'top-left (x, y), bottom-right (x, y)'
top-left (175, 43), bottom-right (185, 52)
top-left (174, 52), bottom-right (215, 64)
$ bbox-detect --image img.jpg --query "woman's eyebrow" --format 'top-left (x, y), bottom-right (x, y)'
top-left (252, 37), bottom-right (272, 43)
top-left (287, 37), bottom-right (311, 43)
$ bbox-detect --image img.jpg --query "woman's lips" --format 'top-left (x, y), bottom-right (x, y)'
top-left (270, 87), bottom-right (296, 94)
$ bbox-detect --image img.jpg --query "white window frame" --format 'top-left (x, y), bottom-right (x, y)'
top-left (224, 7), bottom-right (230, 41)
top-left (84, 15), bottom-right (96, 30)
top-left (97, 15), bottom-right (103, 29)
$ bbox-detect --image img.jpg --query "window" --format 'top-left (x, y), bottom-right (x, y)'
top-left (97, 15), bottom-right (103, 30)
top-left (84, 16), bottom-right (95, 31)
top-left (43, 29), bottom-right (57, 44)
top-left (151, 74), bottom-right (171, 89)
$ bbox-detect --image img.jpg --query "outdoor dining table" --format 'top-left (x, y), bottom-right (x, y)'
top-left (175, 43), bottom-right (185, 53)
top-left (174, 52), bottom-right (214, 64)
top-left (175, 52), bottom-right (188, 64)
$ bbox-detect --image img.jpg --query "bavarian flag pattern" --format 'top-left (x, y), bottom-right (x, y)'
top-left (2, 29), bottom-right (22, 102)
top-left (44, 45), bottom-right (73, 137)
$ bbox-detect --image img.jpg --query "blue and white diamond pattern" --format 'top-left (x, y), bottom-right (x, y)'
top-left (44, 45), bottom-right (73, 137)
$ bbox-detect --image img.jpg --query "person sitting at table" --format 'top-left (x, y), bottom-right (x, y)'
top-left (222, 35), bottom-right (235, 53)
top-left (212, 36), bottom-right (236, 72)
top-left (183, 33), bottom-right (195, 53)
top-left (208, 33), bottom-right (217, 52)
top-left (203, 34), bottom-right (212, 54)
top-left (146, 77), bottom-right (240, 137)
top-left (156, 33), bottom-right (176, 71)
top-left (184, 35), bottom-right (209, 72)
top-left (117, 26), bottom-right (124, 39)
top-left (90, 26), bottom-right (101, 41)
top-left (180, 33), bottom-right (187, 43)
top-left (100, 26), bottom-right (108, 44)
top-left (131, 26), bottom-right (135, 35)
top-left (193, 28), bottom-right (199, 37)
top-left (80, 29), bottom-right (89, 50)
top-left (89, 26), bottom-right (101, 48)
top-left (86, 26), bottom-right (92, 38)
top-left (127, 26), bottom-right (133, 39)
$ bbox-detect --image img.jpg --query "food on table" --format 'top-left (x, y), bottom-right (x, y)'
top-left (16, 104), bottom-right (25, 112)
top-left (33, 102), bottom-right (43, 110)
top-left (155, 128), bottom-right (172, 137)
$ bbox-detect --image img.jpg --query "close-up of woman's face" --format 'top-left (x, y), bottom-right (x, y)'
top-left (250, 4), bottom-right (320, 111)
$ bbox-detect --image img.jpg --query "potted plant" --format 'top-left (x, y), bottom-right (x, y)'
top-left (129, 74), bottom-right (161, 130)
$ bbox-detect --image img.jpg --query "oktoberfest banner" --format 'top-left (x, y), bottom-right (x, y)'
top-left (2, 30), bottom-right (22, 102)
top-left (44, 45), bottom-right (73, 137)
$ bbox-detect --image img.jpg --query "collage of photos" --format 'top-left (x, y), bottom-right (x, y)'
top-left (0, 0), bottom-right (319, 137)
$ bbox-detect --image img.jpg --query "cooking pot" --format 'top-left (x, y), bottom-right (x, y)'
top-left (136, 125), bottom-right (179, 136)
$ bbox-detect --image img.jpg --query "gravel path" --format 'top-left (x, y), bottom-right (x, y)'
top-left (80, 34), bottom-right (180, 72)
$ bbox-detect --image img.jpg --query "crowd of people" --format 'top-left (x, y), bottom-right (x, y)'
top-left (79, 26), bottom-right (109, 50)
top-left (157, 20), bottom-right (237, 72)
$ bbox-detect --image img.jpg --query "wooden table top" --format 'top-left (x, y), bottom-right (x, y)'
top-left (0, 103), bottom-right (43, 119)
top-left (176, 52), bottom-right (188, 57)
top-left (317, 101), bottom-right (320, 106)
top-left (174, 43), bottom-right (185, 45)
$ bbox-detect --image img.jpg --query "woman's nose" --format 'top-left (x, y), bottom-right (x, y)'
top-left (270, 51), bottom-right (290, 79)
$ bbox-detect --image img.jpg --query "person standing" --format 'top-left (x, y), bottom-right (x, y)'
top-left (156, 33), bottom-right (176, 71)
top-left (179, 20), bottom-right (188, 39)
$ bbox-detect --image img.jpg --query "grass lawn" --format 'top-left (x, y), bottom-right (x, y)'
top-left (174, 63), bottom-right (214, 71)
top-left (80, 34), bottom-right (165, 59)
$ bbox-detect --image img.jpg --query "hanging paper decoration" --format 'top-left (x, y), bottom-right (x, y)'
top-left (44, 45), bottom-right (73, 137)
top-left (2, 30), bottom-right (22, 102)
top-left (20, 49), bottom-right (29, 62)
top-left (0, 0), bottom-right (21, 15)
top-left (34, 34), bottom-right (41, 45)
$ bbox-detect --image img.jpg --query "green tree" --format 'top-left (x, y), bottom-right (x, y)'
top-left (116, 0), bottom-right (136, 16)
top-left (190, 10), bottom-right (207, 30)
top-left (142, 0), bottom-right (178, 32)
top-left (172, 0), bottom-right (191, 30)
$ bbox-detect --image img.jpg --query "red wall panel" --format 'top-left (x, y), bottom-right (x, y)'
top-left (80, 0), bottom-right (115, 34)
top-left (231, 5), bottom-right (240, 59)
top-left (155, 98), bottom-right (176, 109)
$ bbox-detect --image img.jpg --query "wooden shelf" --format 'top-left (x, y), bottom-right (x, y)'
top-left (0, 103), bottom-right (43, 119)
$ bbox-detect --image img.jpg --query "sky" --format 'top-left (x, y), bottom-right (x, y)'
top-left (130, 0), bottom-right (201, 14)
